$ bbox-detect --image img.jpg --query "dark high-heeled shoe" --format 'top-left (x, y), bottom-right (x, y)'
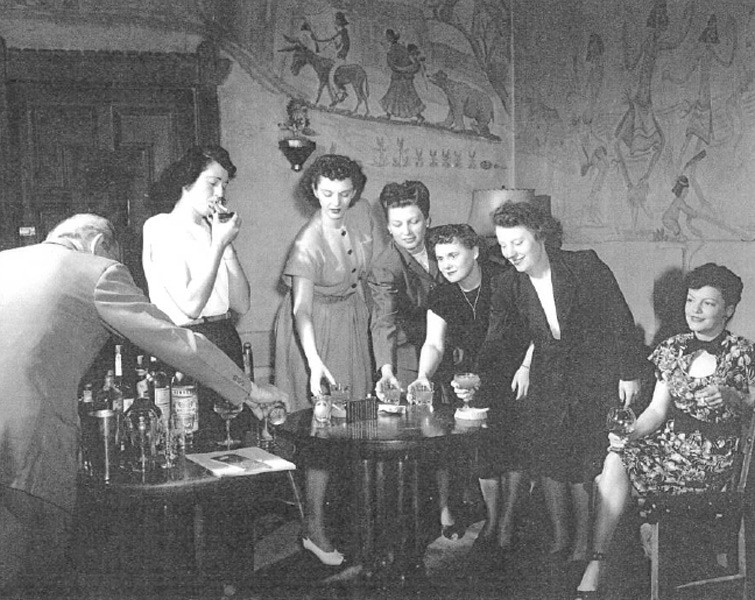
top-left (441, 522), bottom-right (466, 541)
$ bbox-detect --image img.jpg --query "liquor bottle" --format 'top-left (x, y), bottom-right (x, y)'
top-left (112, 344), bottom-right (130, 413)
top-left (93, 370), bottom-right (116, 411)
top-left (171, 371), bottom-right (199, 448)
top-left (78, 382), bottom-right (95, 474)
top-left (79, 382), bottom-right (94, 417)
top-left (124, 380), bottom-right (162, 473)
top-left (150, 356), bottom-right (170, 431)
top-left (243, 342), bottom-right (254, 382)
top-left (135, 354), bottom-right (150, 401)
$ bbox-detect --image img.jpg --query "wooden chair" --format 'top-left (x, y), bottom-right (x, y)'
top-left (639, 407), bottom-right (755, 600)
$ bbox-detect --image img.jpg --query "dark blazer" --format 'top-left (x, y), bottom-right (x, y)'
top-left (477, 248), bottom-right (645, 435)
top-left (368, 240), bottom-right (445, 371)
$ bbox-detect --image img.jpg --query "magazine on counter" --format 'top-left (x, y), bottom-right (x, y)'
top-left (186, 446), bottom-right (296, 478)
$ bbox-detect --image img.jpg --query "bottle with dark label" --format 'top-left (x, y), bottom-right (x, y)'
top-left (94, 370), bottom-right (116, 412)
top-left (150, 356), bottom-right (170, 431)
top-left (79, 382), bottom-right (94, 417)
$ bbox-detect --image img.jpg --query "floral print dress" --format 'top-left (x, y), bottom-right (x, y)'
top-left (622, 331), bottom-right (755, 495)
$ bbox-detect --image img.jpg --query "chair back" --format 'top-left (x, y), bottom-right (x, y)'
top-left (643, 406), bottom-right (755, 600)
top-left (735, 406), bottom-right (755, 496)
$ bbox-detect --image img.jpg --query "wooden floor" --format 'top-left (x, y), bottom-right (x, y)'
top-left (244, 490), bottom-right (744, 600)
top-left (72, 481), bottom-right (746, 600)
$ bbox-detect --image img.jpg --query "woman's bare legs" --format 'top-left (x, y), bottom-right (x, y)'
top-left (576, 452), bottom-right (632, 593)
top-left (478, 471), bottom-right (524, 547)
top-left (541, 476), bottom-right (571, 554)
top-left (477, 477), bottom-right (501, 539)
top-left (498, 471), bottom-right (524, 548)
top-left (570, 482), bottom-right (590, 562)
top-left (304, 467), bottom-right (336, 551)
top-left (437, 467), bottom-right (456, 529)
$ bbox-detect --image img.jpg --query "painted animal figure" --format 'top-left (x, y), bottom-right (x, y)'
top-left (279, 35), bottom-right (369, 115)
top-left (428, 70), bottom-right (494, 134)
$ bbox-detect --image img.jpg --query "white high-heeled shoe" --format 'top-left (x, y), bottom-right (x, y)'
top-left (301, 537), bottom-right (345, 566)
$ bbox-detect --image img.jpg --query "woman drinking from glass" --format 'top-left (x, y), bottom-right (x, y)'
top-left (574, 263), bottom-right (754, 599)
top-left (142, 145), bottom-right (251, 441)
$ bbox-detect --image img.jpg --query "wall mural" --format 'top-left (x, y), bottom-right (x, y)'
top-left (269, 1), bottom-right (507, 143)
top-left (206, 0), bottom-right (755, 243)
top-left (511, 0), bottom-right (755, 244)
top-left (228, 0), bottom-right (512, 174)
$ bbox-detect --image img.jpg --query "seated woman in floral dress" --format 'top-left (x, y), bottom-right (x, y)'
top-left (574, 263), bottom-right (755, 599)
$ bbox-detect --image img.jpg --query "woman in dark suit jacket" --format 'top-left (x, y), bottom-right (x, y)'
top-left (472, 202), bottom-right (645, 564)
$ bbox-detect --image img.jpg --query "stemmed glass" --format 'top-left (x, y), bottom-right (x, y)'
top-left (453, 373), bottom-right (481, 410)
top-left (213, 399), bottom-right (244, 450)
top-left (606, 406), bottom-right (637, 436)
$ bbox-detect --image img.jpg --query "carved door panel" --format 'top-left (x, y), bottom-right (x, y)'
top-left (8, 84), bottom-right (197, 288)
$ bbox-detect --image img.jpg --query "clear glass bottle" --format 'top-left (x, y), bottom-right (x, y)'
top-left (112, 344), bottom-right (129, 414)
top-left (243, 342), bottom-right (254, 382)
top-left (124, 387), bottom-right (162, 473)
top-left (134, 354), bottom-right (150, 401)
top-left (171, 371), bottom-right (199, 450)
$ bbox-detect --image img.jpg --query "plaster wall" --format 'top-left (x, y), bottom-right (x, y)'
top-left (5, 1), bottom-right (755, 382)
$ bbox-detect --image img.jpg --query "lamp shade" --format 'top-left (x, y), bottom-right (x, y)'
top-left (467, 189), bottom-right (537, 237)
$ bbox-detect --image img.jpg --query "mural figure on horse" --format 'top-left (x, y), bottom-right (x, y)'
top-left (279, 35), bottom-right (370, 116)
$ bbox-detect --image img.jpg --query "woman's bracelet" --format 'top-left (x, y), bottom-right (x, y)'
top-left (520, 365), bottom-right (530, 370)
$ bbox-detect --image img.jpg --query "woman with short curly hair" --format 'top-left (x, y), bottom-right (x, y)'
top-left (273, 154), bottom-right (382, 565)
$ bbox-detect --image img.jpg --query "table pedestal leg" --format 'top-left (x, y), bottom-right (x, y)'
top-left (355, 452), bottom-right (427, 587)
top-left (395, 455), bottom-right (425, 585)
top-left (357, 457), bottom-right (375, 570)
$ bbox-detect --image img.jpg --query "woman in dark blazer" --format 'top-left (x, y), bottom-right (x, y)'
top-left (471, 202), bottom-right (645, 564)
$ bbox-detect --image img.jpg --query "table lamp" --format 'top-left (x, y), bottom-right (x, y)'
top-left (466, 188), bottom-right (551, 237)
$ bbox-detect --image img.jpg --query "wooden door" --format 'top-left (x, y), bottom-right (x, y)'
top-left (0, 41), bottom-right (230, 290)
top-left (8, 84), bottom-right (196, 287)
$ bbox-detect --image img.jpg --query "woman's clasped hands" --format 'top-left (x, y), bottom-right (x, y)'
top-left (694, 383), bottom-right (744, 411)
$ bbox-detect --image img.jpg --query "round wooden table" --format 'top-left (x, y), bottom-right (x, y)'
top-left (279, 404), bottom-right (485, 585)
top-left (76, 447), bottom-right (301, 597)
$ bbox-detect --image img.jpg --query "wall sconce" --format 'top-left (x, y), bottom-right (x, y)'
top-left (467, 188), bottom-right (551, 237)
top-left (279, 137), bottom-right (316, 172)
top-left (278, 98), bottom-right (317, 172)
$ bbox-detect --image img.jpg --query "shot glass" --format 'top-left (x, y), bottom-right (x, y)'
top-left (313, 395), bottom-right (332, 425)
top-left (412, 381), bottom-right (435, 407)
top-left (329, 382), bottom-right (350, 404)
top-left (382, 381), bottom-right (402, 405)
